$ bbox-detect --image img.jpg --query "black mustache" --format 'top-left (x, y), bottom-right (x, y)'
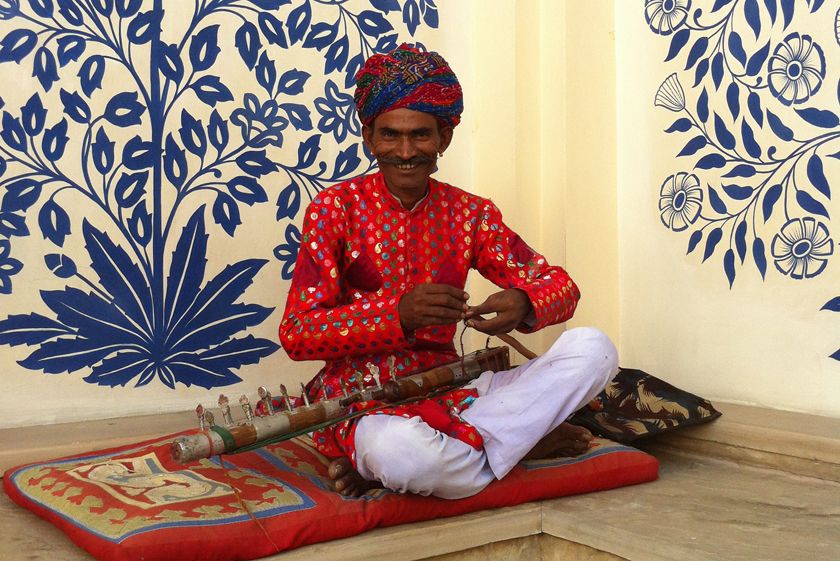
top-left (378, 156), bottom-right (434, 166)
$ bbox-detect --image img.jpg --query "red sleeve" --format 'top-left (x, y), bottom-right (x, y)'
top-left (472, 200), bottom-right (580, 332)
top-left (279, 195), bottom-right (410, 361)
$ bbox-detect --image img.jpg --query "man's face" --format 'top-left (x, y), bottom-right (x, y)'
top-left (362, 108), bottom-right (453, 200)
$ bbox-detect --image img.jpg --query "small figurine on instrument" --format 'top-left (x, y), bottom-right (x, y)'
top-left (277, 44), bottom-right (619, 500)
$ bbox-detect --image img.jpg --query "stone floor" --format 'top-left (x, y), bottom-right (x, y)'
top-left (1, 402), bottom-right (839, 561)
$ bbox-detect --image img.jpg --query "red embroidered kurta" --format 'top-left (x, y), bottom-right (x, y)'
top-left (279, 172), bottom-right (580, 463)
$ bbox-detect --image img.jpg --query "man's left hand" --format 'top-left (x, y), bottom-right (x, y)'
top-left (465, 289), bottom-right (532, 335)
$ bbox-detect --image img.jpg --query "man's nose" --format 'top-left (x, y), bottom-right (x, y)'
top-left (394, 135), bottom-right (415, 159)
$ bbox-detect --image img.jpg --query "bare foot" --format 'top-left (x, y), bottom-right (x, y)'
top-left (523, 422), bottom-right (594, 460)
top-left (328, 457), bottom-right (380, 497)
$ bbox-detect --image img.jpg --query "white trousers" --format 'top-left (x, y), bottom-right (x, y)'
top-left (353, 327), bottom-right (619, 499)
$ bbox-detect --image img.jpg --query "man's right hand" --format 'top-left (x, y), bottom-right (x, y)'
top-left (398, 283), bottom-right (469, 332)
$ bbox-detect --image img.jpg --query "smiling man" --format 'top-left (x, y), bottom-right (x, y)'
top-left (279, 44), bottom-right (618, 499)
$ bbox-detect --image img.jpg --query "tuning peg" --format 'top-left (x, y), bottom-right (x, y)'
top-left (354, 372), bottom-right (365, 392)
top-left (239, 395), bottom-right (254, 423)
top-left (318, 374), bottom-right (329, 399)
top-left (300, 382), bottom-right (310, 406)
top-left (279, 384), bottom-right (293, 411)
top-left (340, 378), bottom-right (350, 398)
top-left (218, 394), bottom-right (234, 426)
top-left (196, 404), bottom-right (206, 431)
top-left (387, 356), bottom-right (396, 380)
top-left (258, 386), bottom-right (275, 415)
top-left (203, 409), bottom-right (216, 428)
top-left (367, 362), bottom-right (382, 389)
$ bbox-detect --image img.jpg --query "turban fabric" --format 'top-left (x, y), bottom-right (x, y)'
top-left (354, 43), bottom-right (463, 128)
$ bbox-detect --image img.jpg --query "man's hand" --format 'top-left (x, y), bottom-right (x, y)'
top-left (398, 283), bottom-right (469, 332)
top-left (465, 288), bottom-right (532, 335)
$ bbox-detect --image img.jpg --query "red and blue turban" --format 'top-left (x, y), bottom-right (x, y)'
top-left (354, 43), bottom-right (463, 128)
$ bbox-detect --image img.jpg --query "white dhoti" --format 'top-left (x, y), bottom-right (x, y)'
top-left (353, 327), bottom-right (619, 499)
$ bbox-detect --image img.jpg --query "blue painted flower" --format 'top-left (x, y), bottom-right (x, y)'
top-left (274, 223), bottom-right (300, 280)
top-left (0, 239), bottom-right (23, 294)
top-left (645, 0), bottom-right (690, 35)
top-left (0, 0), bottom-right (19, 20)
top-left (772, 217), bottom-right (833, 279)
top-left (315, 80), bottom-right (360, 143)
top-left (768, 33), bottom-right (826, 106)
top-left (230, 94), bottom-right (289, 146)
top-left (659, 172), bottom-right (702, 231)
top-left (654, 73), bottom-right (686, 112)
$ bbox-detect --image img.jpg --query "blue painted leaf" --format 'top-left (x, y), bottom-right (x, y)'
top-left (828, 348), bottom-right (840, 362)
top-left (795, 107), bottom-right (839, 128)
top-left (403, 0), bottom-right (420, 36)
top-left (0, 157), bottom-right (5, 176)
top-left (197, 335), bottom-right (279, 371)
top-left (744, 0), bottom-right (761, 38)
top-left (2, 178), bottom-right (41, 212)
top-left (44, 253), bottom-right (76, 278)
top-left (247, 0), bottom-right (290, 8)
top-left (21, 93), bottom-right (46, 135)
top-left (714, 113), bottom-right (736, 149)
top-left (274, 223), bottom-right (300, 279)
top-left (810, 0), bottom-right (825, 12)
top-left (163, 133), bottom-right (187, 188)
top-left (276, 182), bottom-right (300, 221)
top-left (42, 118), bottom-right (68, 161)
top-left (116, 0), bottom-right (142, 18)
top-left (212, 192), bottom-right (240, 236)
top-left (33, 47), bottom-right (59, 91)
top-left (91, 127), bottom-right (115, 174)
top-left (829, 150), bottom-right (840, 160)
top-left (697, 87), bottom-right (709, 122)
top-left (128, 201), bottom-right (151, 246)
top-left (276, 69), bottom-right (310, 95)
top-left (297, 134), bottom-right (320, 168)
top-left (712, 0), bottom-right (734, 10)
top-left (723, 248), bottom-right (736, 287)
top-left (83, 219), bottom-right (153, 332)
top-left (677, 135), bottom-right (707, 157)
top-left (287, 1), bottom-right (312, 45)
top-left (178, 109), bottom-right (206, 157)
top-left (693, 58), bottom-right (709, 87)
top-left (345, 53), bottom-right (365, 89)
top-left (725, 82), bottom-right (740, 120)
top-left (165, 355), bottom-right (241, 389)
top-left (258, 13), bottom-right (287, 47)
top-left (766, 110), bottom-right (793, 141)
top-left (421, 0), bottom-right (439, 27)
top-left (727, 31), bottom-right (747, 66)
top-left (56, 35), bottom-right (85, 66)
top-left (79, 55), bottom-right (105, 97)
top-left (235, 149), bottom-right (277, 177)
top-left (38, 199), bottom-right (70, 245)
top-left (723, 164), bottom-right (755, 178)
top-left (0, 29), bottom-right (37, 63)
top-left (324, 35), bottom-right (349, 74)
top-left (703, 227), bottom-right (723, 262)
top-left (711, 53), bottom-right (724, 89)
top-left (114, 170), bottom-right (148, 207)
top-left (796, 190), bottom-right (829, 218)
top-left (164, 208), bottom-right (207, 330)
top-left (359, 10), bottom-right (393, 37)
top-left (696, 153), bottom-right (726, 169)
top-left (821, 297), bottom-right (840, 311)
top-left (304, 21), bottom-right (338, 51)
top-left (127, 10), bottom-right (162, 45)
top-left (747, 91), bottom-right (763, 126)
top-left (372, 0), bottom-right (399, 11)
top-left (780, 0), bottom-right (794, 27)
top-left (807, 154), bottom-right (830, 199)
top-left (280, 102), bottom-right (312, 131)
top-left (687, 230), bottom-right (703, 254)
top-left (235, 21), bottom-right (261, 70)
top-left (159, 42), bottom-right (184, 83)
top-left (762, 184), bottom-right (782, 222)
top-left (741, 120), bottom-right (761, 158)
top-left (122, 135), bottom-right (156, 169)
top-left (84, 350), bottom-right (153, 388)
top-left (665, 118), bottom-right (692, 133)
top-left (29, 0), bottom-right (55, 18)
top-left (256, 51), bottom-right (276, 95)
top-left (723, 184), bottom-right (753, 200)
top-left (375, 33), bottom-right (398, 53)
top-left (763, 0), bottom-right (777, 21)
top-left (227, 176), bottom-right (267, 206)
top-left (708, 186), bottom-right (728, 214)
top-left (19, 336), bottom-right (118, 374)
top-left (753, 237), bottom-right (766, 279)
top-left (746, 41), bottom-right (769, 76)
top-left (57, 0), bottom-right (84, 25)
top-left (1, 111), bottom-right (26, 150)
top-left (0, 212), bottom-right (28, 237)
top-left (59, 88), bottom-right (91, 123)
top-left (685, 36), bottom-right (709, 70)
top-left (335, 144), bottom-right (361, 177)
top-left (207, 109), bottom-right (228, 152)
top-left (191, 75), bottom-right (233, 106)
top-left (735, 220), bottom-right (747, 263)
top-left (189, 25), bottom-right (220, 72)
top-left (0, 312), bottom-right (69, 346)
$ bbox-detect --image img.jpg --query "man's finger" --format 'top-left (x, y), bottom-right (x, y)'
top-left (423, 293), bottom-right (469, 311)
top-left (421, 284), bottom-right (469, 300)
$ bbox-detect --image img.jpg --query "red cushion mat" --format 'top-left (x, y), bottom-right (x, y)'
top-left (4, 432), bottom-right (658, 561)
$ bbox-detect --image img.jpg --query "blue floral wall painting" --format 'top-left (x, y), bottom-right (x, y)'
top-left (0, 0), bottom-right (438, 390)
top-left (645, 0), bottom-right (840, 359)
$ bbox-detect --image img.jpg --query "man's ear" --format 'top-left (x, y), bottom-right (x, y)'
top-left (362, 124), bottom-right (374, 152)
top-left (439, 126), bottom-right (453, 153)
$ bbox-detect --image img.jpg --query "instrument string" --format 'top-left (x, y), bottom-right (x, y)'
top-left (218, 455), bottom-right (282, 554)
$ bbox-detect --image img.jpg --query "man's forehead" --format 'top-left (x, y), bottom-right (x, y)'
top-left (372, 108), bottom-right (438, 130)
